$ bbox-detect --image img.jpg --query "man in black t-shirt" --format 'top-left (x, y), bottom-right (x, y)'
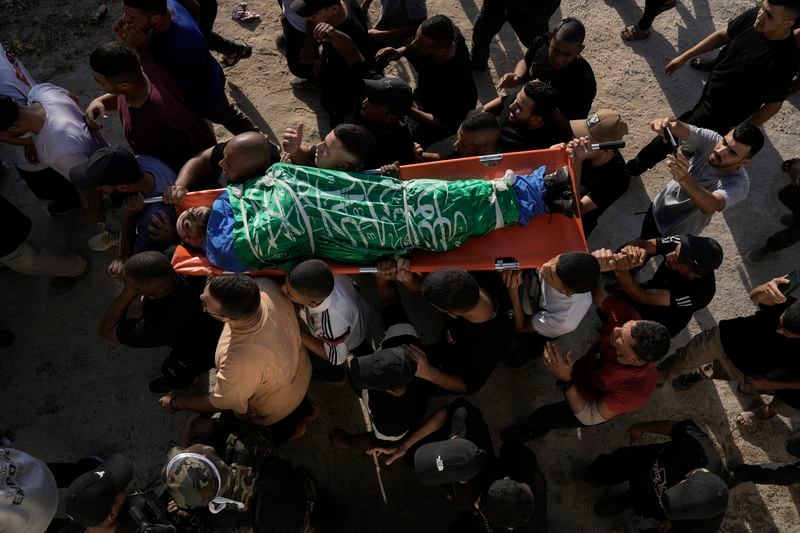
top-left (352, 77), bottom-right (417, 166)
top-left (376, 15), bottom-right (478, 147)
top-left (497, 18), bottom-right (596, 122)
top-left (626, 2), bottom-right (800, 177)
top-left (568, 109), bottom-right (630, 236)
top-left (448, 442), bottom-right (547, 533)
top-left (163, 132), bottom-right (281, 204)
top-left (330, 303), bottom-right (430, 449)
top-left (589, 420), bottom-right (729, 532)
top-left (98, 251), bottom-right (223, 393)
top-left (611, 235), bottom-right (722, 337)
top-left (368, 399), bottom-right (496, 511)
top-left (292, 0), bottom-right (380, 125)
top-left (421, 268), bottom-right (516, 394)
top-left (660, 276), bottom-right (800, 421)
top-left (484, 81), bottom-right (563, 153)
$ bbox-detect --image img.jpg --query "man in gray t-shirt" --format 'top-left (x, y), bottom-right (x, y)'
top-left (641, 117), bottom-right (764, 238)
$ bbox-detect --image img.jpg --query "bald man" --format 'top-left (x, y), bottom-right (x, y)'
top-left (163, 132), bottom-right (281, 204)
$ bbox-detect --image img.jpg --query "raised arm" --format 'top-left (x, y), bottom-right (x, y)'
top-left (665, 27), bottom-right (730, 75)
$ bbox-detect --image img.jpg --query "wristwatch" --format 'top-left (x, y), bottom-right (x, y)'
top-left (556, 379), bottom-right (573, 392)
top-left (169, 394), bottom-right (179, 412)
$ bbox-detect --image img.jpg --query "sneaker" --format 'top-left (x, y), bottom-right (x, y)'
top-left (290, 77), bottom-right (312, 88)
top-left (149, 377), bottom-right (175, 394)
top-left (780, 214), bottom-right (795, 227)
top-left (47, 199), bottom-right (82, 216)
top-left (87, 231), bottom-right (119, 252)
top-left (745, 245), bottom-right (777, 265)
top-left (671, 370), bottom-right (704, 391)
top-left (544, 167), bottom-right (579, 217)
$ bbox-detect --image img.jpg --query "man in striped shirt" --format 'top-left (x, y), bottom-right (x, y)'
top-left (609, 234), bottom-right (722, 337)
top-left (283, 259), bottom-right (374, 382)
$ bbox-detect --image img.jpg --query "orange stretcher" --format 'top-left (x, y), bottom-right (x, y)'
top-left (171, 147), bottom-right (588, 276)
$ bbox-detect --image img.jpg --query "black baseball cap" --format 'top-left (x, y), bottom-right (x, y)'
top-left (0, 95), bottom-right (20, 131)
top-left (69, 146), bottom-right (142, 189)
top-left (678, 235), bottom-right (723, 274)
top-left (63, 454), bottom-right (133, 527)
top-left (290, 0), bottom-right (339, 17)
top-left (661, 470), bottom-right (729, 521)
top-left (363, 77), bottom-right (413, 116)
top-left (414, 438), bottom-right (486, 486)
top-left (350, 346), bottom-right (417, 390)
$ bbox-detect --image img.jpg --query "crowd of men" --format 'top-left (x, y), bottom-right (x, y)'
top-left (2, 0), bottom-right (800, 531)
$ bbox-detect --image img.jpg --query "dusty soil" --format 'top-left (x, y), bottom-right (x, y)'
top-left (1, 0), bottom-right (799, 531)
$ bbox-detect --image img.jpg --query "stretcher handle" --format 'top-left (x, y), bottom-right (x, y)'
top-left (494, 258), bottom-right (520, 270)
top-left (143, 196), bottom-right (164, 205)
top-left (591, 141), bottom-right (625, 150)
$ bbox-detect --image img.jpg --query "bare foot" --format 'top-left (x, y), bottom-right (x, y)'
top-left (735, 404), bottom-right (773, 428)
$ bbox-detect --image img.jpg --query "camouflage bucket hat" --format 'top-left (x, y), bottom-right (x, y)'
top-left (163, 449), bottom-right (221, 509)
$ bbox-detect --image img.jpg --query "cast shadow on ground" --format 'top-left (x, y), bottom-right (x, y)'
top-left (228, 81), bottom-right (279, 143)
top-left (608, 0), bottom-right (715, 114)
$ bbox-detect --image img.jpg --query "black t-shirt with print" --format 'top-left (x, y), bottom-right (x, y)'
top-left (720, 297), bottom-right (800, 376)
top-left (699, 7), bottom-right (798, 124)
top-left (629, 236), bottom-right (716, 337)
top-left (523, 33), bottom-right (597, 120)
top-left (496, 95), bottom-right (561, 154)
top-left (426, 272), bottom-right (515, 392)
top-left (626, 420), bottom-right (724, 526)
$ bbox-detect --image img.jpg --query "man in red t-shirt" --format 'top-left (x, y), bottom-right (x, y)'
top-left (502, 283), bottom-right (670, 442)
top-left (84, 41), bottom-right (216, 172)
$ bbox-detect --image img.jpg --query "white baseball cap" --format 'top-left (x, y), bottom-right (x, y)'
top-left (0, 448), bottom-right (58, 533)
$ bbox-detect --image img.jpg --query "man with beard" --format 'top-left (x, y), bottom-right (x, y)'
top-left (639, 117), bottom-right (763, 239)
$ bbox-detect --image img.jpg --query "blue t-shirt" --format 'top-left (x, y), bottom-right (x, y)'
top-left (135, 155), bottom-right (177, 253)
top-left (151, 0), bottom-right (225, 113)
top-left (205, 191), bottom-right (248, 272)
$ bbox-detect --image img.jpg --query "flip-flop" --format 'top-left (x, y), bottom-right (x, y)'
top-left (621, 25), bottom-right (651, 41)
top-left (222, 42), bottom-right (252, 67)
top-left (782, 158), bottom-right (800, 172)
top-left (690, 57), bottom-right (716, 71)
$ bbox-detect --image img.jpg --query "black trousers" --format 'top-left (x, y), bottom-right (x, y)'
top-left (626, 101), bottom-right (734, 177)
top-left (16, 165), bottom-right (81, 206)
top-left (281, 16), bottom-right (315, 79)
top-left (196, 0), bottom-right (242, 56)
top-left (734, 462), bottom-right (800, 486)
top-left (522, 400), bottom-right (584, 438)
top-left (639, 204), bottom-right (662, 239)
top-left (765, 183), bottom-right (800, 251)
top-left (470, 0), bottom-right (561, 65)
top-left (637, 0), bottom-right (669, 30)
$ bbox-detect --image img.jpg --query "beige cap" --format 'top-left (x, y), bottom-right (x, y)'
top-left (570, 110), bottom-right (628, 143)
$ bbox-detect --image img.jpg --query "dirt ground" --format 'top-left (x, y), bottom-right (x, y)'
top-left (2, 0), bottom-right (800, 531)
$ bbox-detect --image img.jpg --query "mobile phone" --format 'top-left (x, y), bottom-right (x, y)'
top-left (782, 269), bottom-right (800, 295)
top-left (663, 127), bottom-right (679, 155)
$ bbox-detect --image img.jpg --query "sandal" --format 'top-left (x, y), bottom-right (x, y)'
top-left (689, 57), bottom-right (717, 71)
top-left (222, 42), bottom-right (252, 67)
top-left (782, 158), bottom-right (800, 173)
top-left (621, 25), bottom-right (651, 41)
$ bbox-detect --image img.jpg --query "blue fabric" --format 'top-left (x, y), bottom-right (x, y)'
top-left (205, 192), bottom-right (248, 272)
top-left (512, 165), bottom-right (547, 225)
top-left (151, 0), bottom-right (225, 113)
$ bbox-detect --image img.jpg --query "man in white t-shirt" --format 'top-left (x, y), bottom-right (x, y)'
top-left (282, 259), bottom-right (374, 383)
top-left (0, 44), bottom-right (84, 215)
top-left (0, 84), bottom-right (108, 224)
top-left (641, 116), bottom-right (763, 238)
top-left (502, 252), bottom-right (600, 367)
top-left (69, 147), bottom-right (177, 274)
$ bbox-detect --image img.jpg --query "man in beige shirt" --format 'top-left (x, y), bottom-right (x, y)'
top-left (159, 273), bottom-right (313, 446)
